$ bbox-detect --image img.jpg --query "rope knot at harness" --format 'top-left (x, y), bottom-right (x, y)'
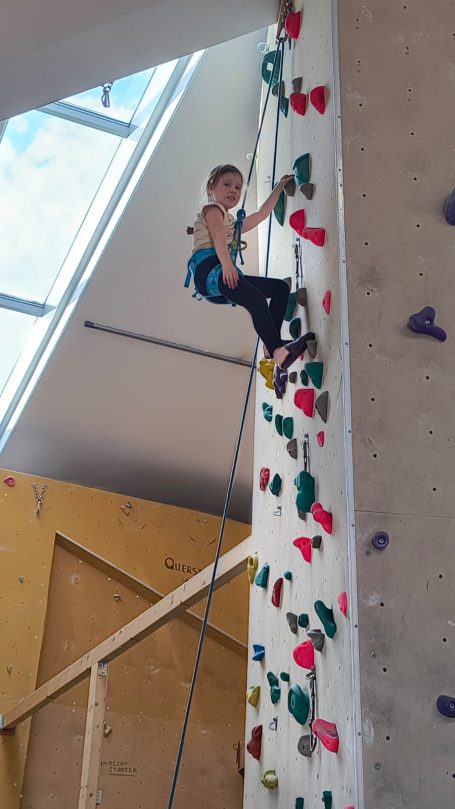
top-left (233, 208), bottom-right (246, 265)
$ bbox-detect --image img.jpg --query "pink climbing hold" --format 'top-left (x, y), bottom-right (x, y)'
top-left (293, 640), bottom-right (315, 670)
top-left (312, 718), bottom-right (339, 753)
top-left (246, 725), bottom-right (263, 760)
top-left (312, 505), bottom-right (333, 535)
top-left (284, 10), bottom-right (302, 39)
top-left (302, 227), bottom-right (325, 247)
top-left (290, 92), bottom-right (307, 116)
top-left (289, 209), bottom-right (306, 237)
top-left (259, 467), bottom-right (270, 491)
top-left (271, 577), bottom-right (284, 607)
top-left (310, 85), bottom-right (326, 114)
top-left (322, 290), bottom-right (331, 314)
top-left (316, 431), bottom-right (325, 447)
top-left (3, 476), bottom-right (15, 487)
top-left (293, 536), bottom-right (312, 563)
top-left (294, 388), bottom-right (315, 417)
top-left (338, 591), bottom-right (348, 617)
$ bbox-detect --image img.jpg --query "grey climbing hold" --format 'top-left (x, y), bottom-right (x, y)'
top-left (299, 183), bottom-right (315, 200)
top-left (283, 276), bottom-right (293, 289)
top-left (296, 287), bottom-right (307, 307)
top-left (285, 178), bottom-right (296, 196)
top-left (286, 612), bottom-right (298, 634)
top-left (287, 438), bottom-right (298, 459)
top-left (306, 339), bottom-right (318, 359)
top-left (268, 716), bottom-right (278, 730)
top-left (311, 535), bottom-right (322, 549)
top-left (307, 629), bottom-right (325, 652)
top-left (292, 76), bottom-right (303, 94)
top-left (288, 371), bottom-right (298, 383)
top-left (315, 391), bottom-right (329, 422)
top-left (297, 734), bottom-right (312, 758)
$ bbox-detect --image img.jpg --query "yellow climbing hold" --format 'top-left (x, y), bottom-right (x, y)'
top-left (258, 358), bottom-right (275, 390)
top-left (247, 552), bottom-right (259, 584)
top-left (246, 685), bottom-right (260, 707)
top-left (261, 770), bottom-right (278, 790)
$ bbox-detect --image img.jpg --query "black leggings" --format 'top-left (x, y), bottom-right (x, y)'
top-left (194, 260), bottom-right (290, 356)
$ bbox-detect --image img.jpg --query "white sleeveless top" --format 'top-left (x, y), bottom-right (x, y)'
top-left (192, 202), bottom-right (235, 254)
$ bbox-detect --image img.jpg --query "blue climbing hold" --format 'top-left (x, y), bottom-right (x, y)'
top-left (436, 695), bottom-right (455, 718)
top-left (252, 644), bottom-right (265, 661)
top-left (408, 306), bottom-right (447, 342)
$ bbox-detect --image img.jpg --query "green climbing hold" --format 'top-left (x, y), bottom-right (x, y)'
top-left (255, 563), bottom-right (270, 588)
top-left (293, 153), bottom-right (311, 185)
top-left (300, 369), bottom-right (309, 386)
top-left (267, 671), bottom-right (279, 688)
top-left (296, 799), bottom-right (304, 809)
top-left (314, 600), bottom-right (337, 638)
top-left (261, 50), bottom-right (281, 86)
top-left (269, 473), bottom-right (282, 496)
top-left (304, 361), bottom-right (324, 389)
top-left (294, 470), bottom-right (315, 513)
top-left (275, 414), bottom-right (283, 435)
top-left (261, 770), bottom-right (278, 790)
top-left (288, 683), bottom-right (310, 724)
top-left (280, 671), bottom-right (290, 681)
top-left (274, 190), bottom-right (286, 226)
top-left (298, 613), bottom-right (309, 628)
top-left (280, 95), bottom-right (289, 117)
top-left (322, 791), bottom-right (332, 809)
top-left (283, 570), bottom-right (292, 581)
top-left (289, 317), bottom-right (301, 340)
top-left (283, 417), bottom-right (294, 439)
top-left (284, 292), bottom-right (297, 322)
top-left (262, 402), bottom-right (273, 422)
top-left (270, 685), bottom-right (281, 704)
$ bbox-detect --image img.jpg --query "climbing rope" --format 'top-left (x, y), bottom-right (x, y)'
top-left (166, 34), bottom-right (286, 809)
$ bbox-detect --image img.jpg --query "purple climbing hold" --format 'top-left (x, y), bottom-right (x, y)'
top-left (408, 307), bottom-right (447, 342)
top-left (436, 695), bottom-right (455, 718)
top-left (444, 186), bottom-right (455, 225)
top-left (372, 531), bottom-right (389, 550)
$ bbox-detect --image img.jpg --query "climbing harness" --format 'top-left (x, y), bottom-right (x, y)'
top-left (168, 31), bottom-right (287, 809)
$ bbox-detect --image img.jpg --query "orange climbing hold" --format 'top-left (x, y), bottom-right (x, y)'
top-left (322, 290), bottom-right (331, 314)
top-left (311, 502), bottom-right (333, 534)
top-left (312, 718), bottom-right (339, 753)
top-left (289, 209), bottom-right (306, 236)
top-left (285, 10), bottom-right (302, 39)
top-left (271, 577), bottom-right (284, 607)
top-left (294, 388), bottom-right (315, 417)
top-left (290, 92), bottom-right (307, 116)
top-left (302, 227), bottom-right (325, 247)
top-left (310, 85), bottom-right (326, 114)
top-left (338, 591), bottom-right (348, 616)
top-left (293, 536), bottom-right (312, 563)
top-left (293, 639), bottom-right (315, 669)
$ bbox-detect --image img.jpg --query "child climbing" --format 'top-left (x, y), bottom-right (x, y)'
top-left (185, 164), bottom-right (314, 369)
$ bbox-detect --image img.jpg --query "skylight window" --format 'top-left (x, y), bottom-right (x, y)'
top-left (0, 51), bottom-right (204, 444)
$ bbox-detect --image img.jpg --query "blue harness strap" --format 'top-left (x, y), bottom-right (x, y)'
top-left (185, 246), bottom-right (243, 305)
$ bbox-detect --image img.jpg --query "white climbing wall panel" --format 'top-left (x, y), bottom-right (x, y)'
top-left (244, 2), bottom-right (359, 807)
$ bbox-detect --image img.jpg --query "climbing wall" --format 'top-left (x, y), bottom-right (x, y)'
top-left (244, 3), bottom-right (358, 807)
top-left (336, 0), bottom-right (455, 805)
top-left (0, 469), bottom-right (250, 809)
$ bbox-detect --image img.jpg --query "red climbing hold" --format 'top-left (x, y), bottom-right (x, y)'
top-left (310, 502), bottom-right (322, 515)
top-left (246, 725), bottom-right (263, 760)
top-left (3, 476), bottom-right (15, 487)
top-left (293, 640), bottom-right (315, 670)
top-left (293, 536), bottom-right (312, 563)
top-left (312, 505), bottom-right (333, 535)
top-left (271, 577), bottom-right (284, 607)
top-left (294, 388), bottom-right (315, 417)
top-left (322, 290), bottom-right (331, 314)
top-left (317, 431), bottom-right (325, 447)
top-left (312, 719), bottom-right (339, 753)
top-left (290, 92), bottom-right (307, 116)
top-left (259, 467), bottom-right (270, 491)
top-left (302, 227), bottom-right (326, 247)
top-left (338, 591), bottom-right (348, 617)
top-left (310, 85), bottom-right (326, 114)
top-left (289, 209), bottom-right (306, 237)
top-left (285, 10), bottom-right (302, 39)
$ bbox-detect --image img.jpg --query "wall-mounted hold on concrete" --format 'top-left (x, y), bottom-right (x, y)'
top-left (317, 431), bottom-right (325, 447)
top-left (300, 369), bottom-right (309, 386)
top-left (290, 92), bottom-right (307, 116)
top-left (280, 671), bottom-right (290, 682)
top-left (269, 474), bottom-right (282, 496)
top-left (337, 591), bottom-right (348, 617)
top-left (300, 183), bottom-right (315, 200)
top-left (408, 306), bottom-right (447, 342)
top-left (261, 50), bottom-right (281, 86)
top-left (285, 9), bottom-right (302, 39)
top-left (285, 178), bottom-right (296, 196)
top-left (283, 417), bottom-right (294, 439)
top-left (275, 414), bottom-right (284, 435)
top-left (262, 402), bottom-right (273, 422)
top-left (315, 391), bottom-right (329, 422)
top-left (444, 186), bottom-right (455, 224)
top-left (273, 364), bottom-right (288, 399)
top-left (247, 686), bottom-right (260, 707)
top-left (306, 339), bottom-right (318, 359)
top-left (261, 770), bottom-right (278, 790)
top-left (322, 290), bottom-right (331, 314)
top-left (246, 725), bottom-right (263, 760)
top-left (371, 530), bottom-right (389, 550)
top-left (296, 797), bottom-right (305, 809)
top-left (298, 613), bottom-right (309, 628)
top-left (271, 577), bottom-right (283, 607)
top-left (290, 317), bottom-right (301, 340)
top-left (288, 683), bottom-right (310, 724)
top-left (247, 553), bottom-right (259, 583)
top-left (311, 534), bottom-right (322, 549)
top-left (3, 476), bottom-right (15, 487)
top-left (436, 695), bottom-right (455, 718)
top-left (294, 388), bottom-right (315, 417)
top-left (312, 719), bottom-right (339, 753)
top-left (287, 612), bottom-right (299, 634)
top-left (293, 536), bottom-right (312, 563)
top-left (310, 85), bottom-right (326, 114)
top-left (288, 370), bottom-right (298, 383)
top-left (287, 438), bottom-right (298, 459)
top-left (289, 209), bottom-right (306, 238)
top-left (307, 629), bottom-right (325, 652)
top-left (283, 570), bottom-right (293, 581)
top-left (293, 640), bottom-right (315, 669)
top-left (274, 190), bottom-right (286, 225)
top-left (311, 502), bottom-right (333, 534)
top-left (252, 644), bottom-right (265, 661)
top-left (294, 470), bottom-right (316, 514)
top-left (314, 600), bottom-right (337, 638)
top-left (304, 361), bottom-right (324, 389)
top-left (297, 734), bottom-right (312, 758)
top-left (259, 358), bottom-right (275, 389)
top-left (293, 153), bottom-right (311, 185)
top-left (259, 467), bottom-right (270, 492)
top-left (302, 227), bottom-right (326, 247)
top-left (255, 563), bottom-right (270, 588)
top-left (322, 790), bottom-right (333, 809)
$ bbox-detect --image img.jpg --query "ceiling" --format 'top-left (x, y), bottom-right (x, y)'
top-left (0, 29), bottom-right (270, 522)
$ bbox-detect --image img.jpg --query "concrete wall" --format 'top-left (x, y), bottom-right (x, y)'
top-left (0, 468), bottom-right (250, 808)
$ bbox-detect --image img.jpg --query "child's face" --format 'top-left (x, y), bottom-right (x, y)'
top-left (211, 172), bottom-right (243, 209)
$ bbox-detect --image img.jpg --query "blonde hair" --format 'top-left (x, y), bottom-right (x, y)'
top-left (186, 164), bottom-right (243, 234)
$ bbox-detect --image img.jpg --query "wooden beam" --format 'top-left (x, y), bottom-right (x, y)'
top-left (55, 532), bottom-right (247, 658)
top-left (77, 662), bottom-right (108, 809)
top-left (2, 534), bottom-right (255, 729)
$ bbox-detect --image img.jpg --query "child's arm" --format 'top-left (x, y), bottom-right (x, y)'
top-left (241, 174), bottom-right (294, 233)
top-left (204, 205), bottom-right (239, 289)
